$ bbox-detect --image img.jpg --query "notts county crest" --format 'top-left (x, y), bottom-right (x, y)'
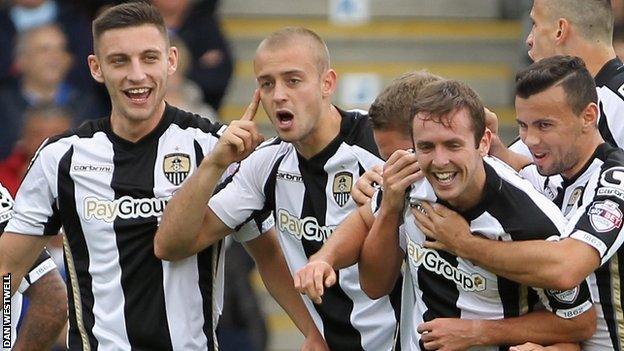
top-left (163, 153), bottom-right (191, 186)
top-left (333, 171), bottom-right (353, 207)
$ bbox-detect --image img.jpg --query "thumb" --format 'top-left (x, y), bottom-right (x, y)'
top-left (325, 271), bottom-right (337, 287)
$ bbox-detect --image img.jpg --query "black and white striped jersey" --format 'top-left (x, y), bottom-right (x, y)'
top-left (1, 182), bottom-right (57, 351)
top-left (209, 109), bottom-right (401, 351)
top-left (521, 143), bottom-right (624, 350)
top-left (5, 105), bottom-right (260, 351)
top-left (375, 156), bottom-right (593, 351)
top-left (510, 57), bottom-right (624, 157)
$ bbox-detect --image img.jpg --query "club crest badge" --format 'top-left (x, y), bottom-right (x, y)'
top-left (333, 171), bottom-right (353, 207)
top-left (163, 153), bottom-right (191, 186)
top-left (588, 200), bottom-right (623, 233)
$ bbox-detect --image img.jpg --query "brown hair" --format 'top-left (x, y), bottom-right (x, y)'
top-left (369, 70), bottom-right (443, 134)
top-left (92, 1), bottom-right (168, 53)
top-left (256, 27), bottom-right (330, 74)
top-left (410, 80), bottom-right (486, 147)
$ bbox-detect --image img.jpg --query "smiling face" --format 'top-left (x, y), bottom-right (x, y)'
top-left (413, 108), bottom-right (490, 210)
top-left (88, 24), bottom-right (177, 126)
top-left (253, 37), bottom-right (335, 145)
top-left (516, 84), bottom-right (586, 178)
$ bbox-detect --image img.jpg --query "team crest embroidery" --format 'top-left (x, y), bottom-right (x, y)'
top-left (163, 153), bottom-right (191, 186)
top-left (588, 200), bottom-right (623, 233)
top-left (332, 171), bottom-right (353, 207)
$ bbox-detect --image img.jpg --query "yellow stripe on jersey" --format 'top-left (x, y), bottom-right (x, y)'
top-left (610, 255), bottom-right (624, 348)
top-left (63, 234), bottom-right (91, 351)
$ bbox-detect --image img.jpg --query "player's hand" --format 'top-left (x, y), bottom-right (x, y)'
top-left (294, 260), bottom-right (337, 304)
top-left (381, 149), bottom-right (421, 212)
top-left (206, 90), bottom-right (264, 169)
top-left (300, 329), bottom-right (329, 351)
top-left (352, 165), bottom-right (383, 206)
top-left (417, 318), bottom-right (483, 351)
top-left (484, 107), bottom-right (499, 135)
top-left (510, 342), bottom-right (580, 351)
top-left (411, 202), bottom-right (471, 255)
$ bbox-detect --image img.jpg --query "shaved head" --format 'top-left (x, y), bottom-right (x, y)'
top-left (540, 0), bottom-right (613, 44)
top-left (256, 27), bottom-right (330, 75)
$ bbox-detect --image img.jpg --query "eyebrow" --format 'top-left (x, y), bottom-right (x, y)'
top-left (257, 69), bottom-right (305, 80)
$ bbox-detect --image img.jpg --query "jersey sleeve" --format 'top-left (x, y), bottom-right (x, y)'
top-left (231, 210), bottom-right (275, 243)
top-left (209, 150), bottom-right (271, 231)
top-left (564, 166), bottom-right (624, 265)
top-left (5, 149), bottom-right (61, 236)
top-left (534, 279), bottom-right (593, 319)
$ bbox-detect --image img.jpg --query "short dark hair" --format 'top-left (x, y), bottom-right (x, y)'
top-left (515, 55), bottom-right (597, 115)
top-left (92, 2), bottom-right (168, 53)
top-left (410, 80), bottom-right (486, 147)
top-left (544, 0), bottom-right (613, 44)
top-left (368, 70), bottom-right (442, 134)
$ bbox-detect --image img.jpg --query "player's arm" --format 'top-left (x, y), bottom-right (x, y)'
top-left (0, 232), bottom-right (51, 295)
top-left (244, 227), bottom-right (328, 350)
top-left (414, 202), bottom-right (599, 290)
top-left (155, 92), bottom-right (264, 260)
top-left (418, 308), bottom-right (595, 350)
top-left (359, 150), bottom-right (420, 298)
top-left (510, 342), bottom-right (580, 351)
top-left (13, 267), bottom-right (67, 351)
top-left (294, 203), bottom-right (373, 303)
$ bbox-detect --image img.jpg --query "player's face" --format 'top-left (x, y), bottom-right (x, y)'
top-left (254, 42), bottom-right (333, 144)
top-left (413, 109), bottom-right (490, 210)
top-left (20, 26), bottom-right (72, 86)
top-left (373, 128), bottom-right (413, 160)
top-left (516, 85), bottom-right (585, 178)
top-left (526, 0), bottom-right (559, 62)
top-left (88, 24), bottom-right (177, 124)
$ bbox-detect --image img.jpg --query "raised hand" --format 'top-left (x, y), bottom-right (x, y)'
top-left (351, 165), bottom-right (383, 206)
top-left (294, 260), bottom-right (337, 304)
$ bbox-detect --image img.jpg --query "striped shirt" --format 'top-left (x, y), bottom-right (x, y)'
top-left (5, 105), bottom-right (260, 350)
top-left (209, 109), bottom-right (401, 351)
top-left (376, 156), bottom-right (593, 350)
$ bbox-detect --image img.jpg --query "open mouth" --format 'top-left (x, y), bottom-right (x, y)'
top-left (432, 171), bottom-right (457, 185)
top-left (276, 110), bottom-right (294, 127)
top-left (123, 87), bottom-right (152, 104)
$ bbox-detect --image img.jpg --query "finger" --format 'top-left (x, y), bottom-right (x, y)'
top-left (371, 164), bottom-right (383, 176)
top-left (385, 149), bottom-right (413, 167)
top-left (420, 331), bottom-right (435, 342)
top-left (419, 202), bottom-right (441, 219)
top-left (417, 322), bottom-right (432, 334)
top-left (293, 270), bottom-right (303, 291)
top-left (313, 267), bottom-right (326, 298)
top-left (423, 240), bottom-right (449, 251)
top-left (325, 270), bottom-right (336, 287)
top-left (228, 127), bottom-right (252, 154)
top-left (241, 89), bottom-right (261, 121)
top-left (423, 340), bottom-right (441, 350)
top-left (431, 203), bottom-right (452, 217)
top-left (412, 207), bottom-right (434, 232)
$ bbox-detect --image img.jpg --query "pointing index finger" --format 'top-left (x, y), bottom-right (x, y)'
top-left (241, 89), bottom-right (261, 122)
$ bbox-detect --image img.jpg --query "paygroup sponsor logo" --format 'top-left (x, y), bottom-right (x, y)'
top-left (277, 209), bottom-right (333, 243)
top-left (84, 196), bottom-right (170, 222)
top-left (406, 239), bottom-right (486, 292)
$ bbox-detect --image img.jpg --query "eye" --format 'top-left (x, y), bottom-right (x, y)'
top-left (288, 78), bottom-right (301, 85)
top-left (517, 121), bottom-right (527, 130)
top-left (144, 55), bottom-right (159, 63)
top-left (537, 121), bottom-right (552, 130)
top-left (259, 80), bottom-right (273, 89)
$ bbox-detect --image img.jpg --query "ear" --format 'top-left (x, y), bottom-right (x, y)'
top-left (167, 46), bottom-right (178, 76)
top-left (87, 54), bottom-right (104, 83)
top-left (321, 69), bottom-right (337, 98)
top-left (479, 128), bottom-right (492, 157)
top-left (581, 102), bottom-right (599, 131)
top-left (555, 18), bottom-right (570, 45)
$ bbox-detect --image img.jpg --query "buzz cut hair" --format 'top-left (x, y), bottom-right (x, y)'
top-left (92, 1), bottom-right (169, 54)
top-left (257, 27), bottom-right (331, 74)
top-left (544, 0), bottom-right (614, 44)
top-left (369, 70), bottom-right (443, 135)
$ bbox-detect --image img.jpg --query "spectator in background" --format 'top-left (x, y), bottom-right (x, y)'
top-left (152, 0), bottom-right (234, 111)
top-left (0, 23), bottom-right (105, 158)
top-left (0, 104), bottom-right (71, 196)
top-left (165, 35), bottom-right (217, 120)
top-left (0, 0), bottom-right (94, 91)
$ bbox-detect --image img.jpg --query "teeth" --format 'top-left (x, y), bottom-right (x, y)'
top-left (127, 88), bottom-right (149, 94)
top-left (434, 172), bottom-right (454, 181)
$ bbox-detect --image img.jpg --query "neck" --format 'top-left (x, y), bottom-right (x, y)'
top-left (572, 40), bottom-right (616, 77)
top-left (110, 102), bottom-right (166, 143)
top-left (448, 163), bottom-right (487, 212)
top-left (562, 131), bottom-right (604, 179)
top-left (22, 79), bottom-right (58, 101)
top-left (294, 104), bottom-right (342, 159)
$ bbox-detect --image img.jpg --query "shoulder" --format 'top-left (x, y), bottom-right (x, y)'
top-left (167, 105), bottom-right (225, 136)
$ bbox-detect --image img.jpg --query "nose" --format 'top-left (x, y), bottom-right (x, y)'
top-left (525, 32), bottom-right (534, 52)
top-left (272, 81), bottom-right (288, 103)
top-left (431, 147), bottom-right (450, 168)
top-left (127, 58), bottom-right (147, 82)
top-left (521, 127), bottom-right (540, 148)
